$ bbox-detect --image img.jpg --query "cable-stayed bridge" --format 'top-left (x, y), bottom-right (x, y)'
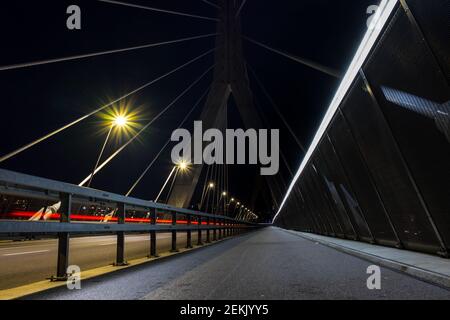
top-left (0, 0), bottom-right (449, 300)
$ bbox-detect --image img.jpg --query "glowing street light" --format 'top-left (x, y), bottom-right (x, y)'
top-left (209, 182), bottom-right (215, 189)
top-left (176, 159), bottom-right (190, 172)
top-left (87, 114), bottom-right (130, 188)
top-left (113, 115), bottom-right (128, 128)
top-left (156, 160), bottom-right (190, 203)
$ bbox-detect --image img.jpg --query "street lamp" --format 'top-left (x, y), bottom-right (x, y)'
top-left (114, 115), bottom-right (128, 127)
top-left (176, 159), bottom-right (190, 172)
top-left (156, 160), bottom-right (190, 203)
top-left (201, 181), bottom-right (216, 213)
top-left (87, 114), bottom-right (129, 188)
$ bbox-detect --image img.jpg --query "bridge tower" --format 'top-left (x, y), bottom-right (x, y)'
top-left (167, 0), bottom-right (265, 209)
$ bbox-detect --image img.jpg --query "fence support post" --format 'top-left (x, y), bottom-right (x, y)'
top-left (54, 193), bottom-right (72, 281)
top-left (171, 212), bottom-right (178, 253)
top-left (213, 217), bottom-right (217, 241)
top-left (149, 208), bottom-right (158, 258)
top-left (197, 216), bottom-right (203, 246)
top-left (186, 214), bottom-right (193, 249)
top-left (206, 217), bottom-right (211, 243)
top-left (115, 203), bottom-right (128, 266)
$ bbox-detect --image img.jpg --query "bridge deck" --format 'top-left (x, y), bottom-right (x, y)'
top-left (25, 227), bottom-right (450, 300)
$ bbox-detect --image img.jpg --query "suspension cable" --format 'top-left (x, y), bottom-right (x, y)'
top-left (0, 48), bottom-right (215, 164)
top-left (98, 0), bottom-right (219, 22)
top-left (79, 64), bottom-right (215, 186)
top-left (248, 63), bottom-right (307, 153)
top-left (252, 97), bottom-right (286, 209)
top-left (201, 0), bottom-right (221, 10)
top-left (243, 36), bottom-right (341, 78)
top-left (236, 0), bottom-right (248, 17)
top-left (155, 167), bottom-right (178, 203)
top-left (126, 85), bottom-right (211, 197)
top-left (199, 165), bottom-right (212, 209)
top-left (0, 34), bottom-right (217, 72)
top-left (165, 169), bottom-right (180, 204)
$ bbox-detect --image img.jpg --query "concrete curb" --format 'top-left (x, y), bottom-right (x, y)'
top-left (281, 228), bottom-right (450, 290)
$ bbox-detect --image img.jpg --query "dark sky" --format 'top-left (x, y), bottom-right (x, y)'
top-left (0, 0), bottom-right (378, 220)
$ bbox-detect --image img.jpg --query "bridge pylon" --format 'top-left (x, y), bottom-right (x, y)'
top-left (167, 0), bottom-right (269, 210)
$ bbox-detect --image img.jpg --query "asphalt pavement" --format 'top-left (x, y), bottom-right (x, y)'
top-left (24, 227), bottom-right (450, 300)
top-left (0, 232), bottom-right (202, 290)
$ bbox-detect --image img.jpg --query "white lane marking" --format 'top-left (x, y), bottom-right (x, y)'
top-left (0, 244), bottom-right (57, 252)
top-left (0, 234), bottom-right (176, 251)
top-left (97, 235), bottom-right (174, 246)
top-left (3, 250), bottom-right (50, 257)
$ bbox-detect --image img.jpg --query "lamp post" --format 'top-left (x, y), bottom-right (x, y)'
top-left (87, 115), bottom-right (129, 188)
top-left (155, 160), bottom-right (190, 203)
top-left (203, 182), bottom-right (215, 213)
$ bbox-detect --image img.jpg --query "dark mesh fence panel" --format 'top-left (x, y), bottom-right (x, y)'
top-left (329, 112), bottom-right (398, 246)
top-left (304, 167), bottom-right (336, 236)
top-left (275, 2), bottom-right (448, 256)
top-left (297, 184), bottom-right (323, 234)
top-left (313, 151), bottom-right (356, 238)
top-left (406, 0), bottom-right (450, 81)
top-left (285, 187), bottom-right (309, 231)
top-left (318, 141), bottom-right (372, 241)
top-left (292, 187), bottom-right (316, 232)
top-left (341, 76), bottom-right (441, 253)
top-left (363, 5), bottom-right (450, 251)
top-left (310, 159), bottom-right (346, 237)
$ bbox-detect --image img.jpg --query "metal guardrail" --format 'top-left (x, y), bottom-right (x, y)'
top-left (0, 169), bottom-right (254, 280)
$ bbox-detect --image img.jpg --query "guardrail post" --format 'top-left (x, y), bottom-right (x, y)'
top-left (115, 203), bottom-right (128, 266)
top-left (171, 211), bottom-right (179, 253)
top-left (149, 208), bottom-right (159, 258)
top-left (226, 221), bottom-right (230, 237)
top-left (213, 217), bottom-right (217, 241)
top-left (219, 219), bottom-right (223, 239)
top-left (197, 216), bottom-right (203, 246)
top-left (186, 214), bottom-right (192, 249)
top-left (223, 220), bottom-right (230, 238)
top-left (54, 192), bottom-right (71, 281)
top-left (206, 217), bottom-right (211, 243)
top-left (225, 221), bottom-right (228, 238)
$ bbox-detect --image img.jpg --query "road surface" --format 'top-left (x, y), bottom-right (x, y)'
top-left (0, 232), bottom-right (204, 290)
top-left (24, 227), bottom-right (450, 300)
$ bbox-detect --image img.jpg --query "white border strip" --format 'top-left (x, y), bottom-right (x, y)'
top-left (273, 0), bottom-right (399, 223)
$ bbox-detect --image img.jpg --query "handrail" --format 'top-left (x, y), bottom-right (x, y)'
top-left (0, 168), bottom-right (254, 280)
top-left (0, 169), bottom-right (246, 223)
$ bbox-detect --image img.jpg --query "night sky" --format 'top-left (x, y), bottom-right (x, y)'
top-left (0, 0), bottom-right (378, 221)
